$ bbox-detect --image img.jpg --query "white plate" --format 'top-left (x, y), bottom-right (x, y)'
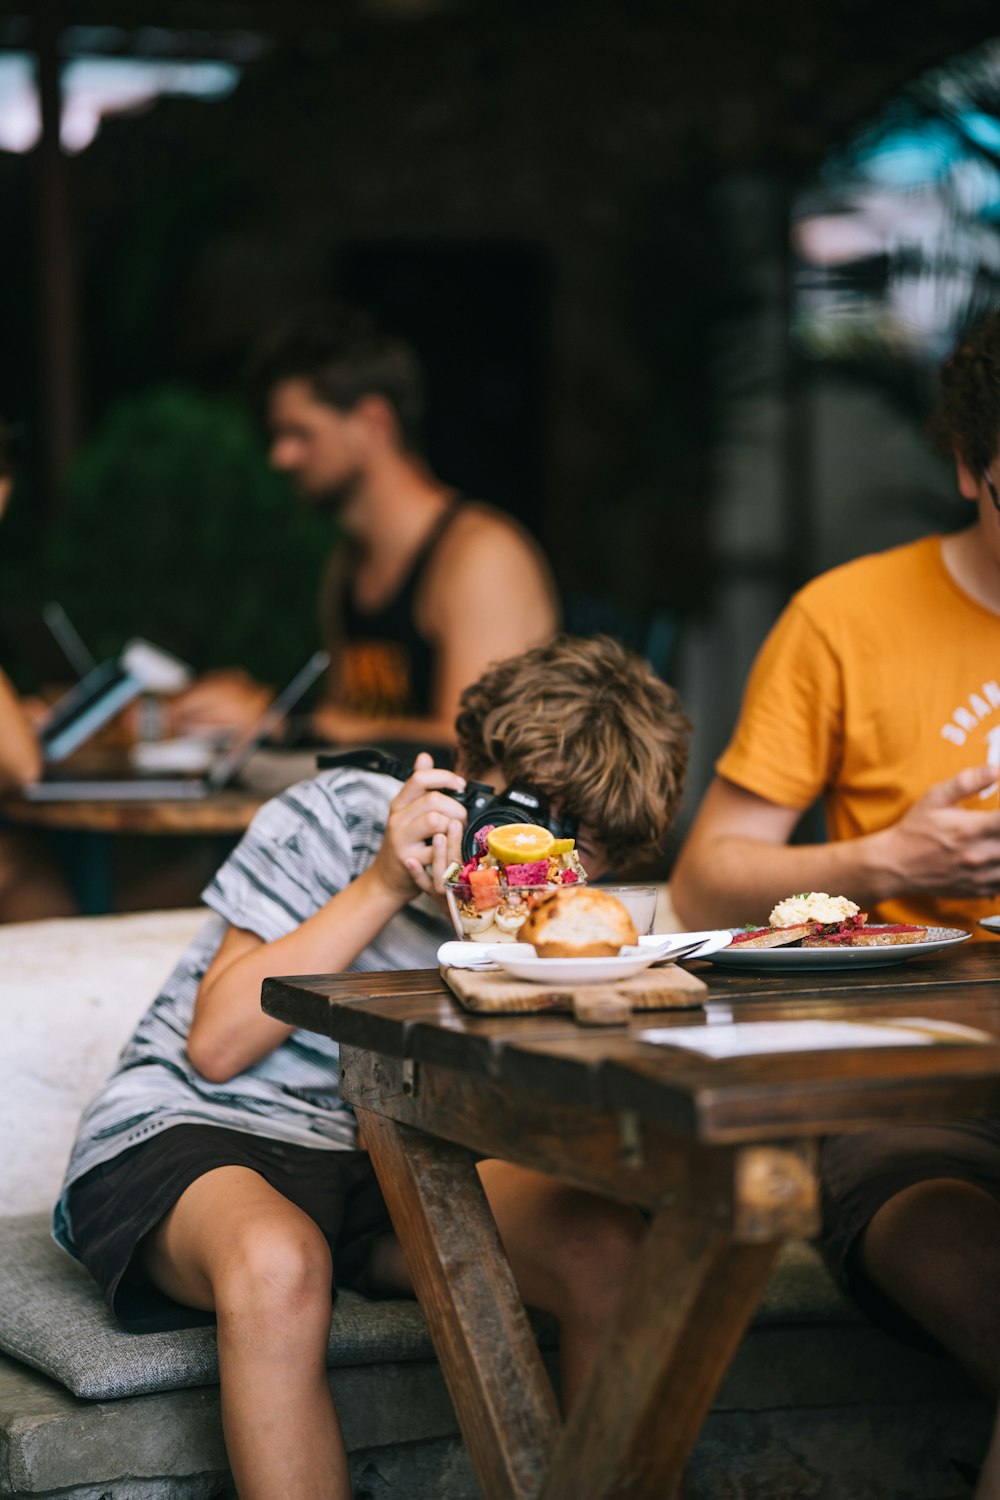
top-left (493, 951), bottom-right (660, 984)
top-left (705, 926), bottom-right (971, 972)
top-left (437, 930), bottom-right (732, 975)
top-left (437, 940), bottom-right (535, 969)
top-left (979, 916), bottom-right (1000, 935)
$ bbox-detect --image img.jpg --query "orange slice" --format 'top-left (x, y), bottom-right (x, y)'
top-left (486, 824), bottom-right (555, 864)
top-left (550, 838), bottom-right (575, 857)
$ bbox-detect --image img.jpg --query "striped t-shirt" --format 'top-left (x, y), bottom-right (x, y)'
top-left (53, 767), bottom-right (449, 1257)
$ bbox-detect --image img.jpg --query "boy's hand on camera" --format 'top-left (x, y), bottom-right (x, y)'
top-left (373, 753), bottom-right (468, 900)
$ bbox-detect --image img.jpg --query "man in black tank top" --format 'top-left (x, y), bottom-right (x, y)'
top-left (171, 304), bottom-right (559, 751)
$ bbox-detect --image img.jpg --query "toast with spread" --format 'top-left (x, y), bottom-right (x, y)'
top-left (730, 894), bottom-right (927, 951)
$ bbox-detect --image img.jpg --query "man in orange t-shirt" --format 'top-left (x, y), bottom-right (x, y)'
top-left (673, 312), bottom-right (1000, 1497)
top-left (672, 384), bottom-right (1000, 937)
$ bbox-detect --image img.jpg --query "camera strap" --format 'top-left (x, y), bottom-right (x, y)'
top-left (315, 747), bottom-right (413, 781)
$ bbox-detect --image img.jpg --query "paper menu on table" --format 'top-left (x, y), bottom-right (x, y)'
top-left (639, 1018), bottom-right (992, 1059)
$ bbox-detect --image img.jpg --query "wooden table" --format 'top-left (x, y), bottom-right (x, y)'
top-left (0, 789), bottom-right (263, 912)
top-left (263, 944), bottom-right (1000, 1500)
top-left (0, 788), bottom-right (263, 836)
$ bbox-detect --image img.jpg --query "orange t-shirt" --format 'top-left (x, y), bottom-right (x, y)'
top-left (717, 535), bottom-right (1000, 932)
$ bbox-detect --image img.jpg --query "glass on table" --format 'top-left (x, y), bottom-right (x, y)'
top-left (594, 884), bottom-right (658, 936)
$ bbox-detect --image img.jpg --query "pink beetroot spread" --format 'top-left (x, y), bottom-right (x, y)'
top-left (810, 914), bottom-right (865, 943)
top-left (730, 914), bottom-right (863, 947)
top-left (818, 922), bottom-right (924, 945)
top-left (730, 926), bottom-right (773, 945)
top-left (773, 912), bottom-right (869, 948)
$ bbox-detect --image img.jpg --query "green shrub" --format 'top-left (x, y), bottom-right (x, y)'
top-left (43, 385), bottom-right (335, 683)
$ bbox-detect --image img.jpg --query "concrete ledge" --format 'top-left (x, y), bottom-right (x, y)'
top-left (2, 1339), bottom-right (988, 1500)
top-left (0, 1351), bottom-right (487, 1498)
top-left (689, 1401), bottom-right (991, 1500)
top-left (719, 1321), bottom-right (981, 1410)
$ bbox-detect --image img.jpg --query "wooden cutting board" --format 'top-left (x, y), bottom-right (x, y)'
top-left (441, 962), bottom-right (707, 1025)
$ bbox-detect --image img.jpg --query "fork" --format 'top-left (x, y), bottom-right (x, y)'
top-left (640, 938), bottom-right (711, 965)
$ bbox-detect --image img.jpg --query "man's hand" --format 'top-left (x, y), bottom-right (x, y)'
top-left (370, 751), bottom-right (467, 901)
top-left (881, 765), bottom-right (1000, 897)
top-left (168, 670), bottom-right (273, 736)
top-left (672, 768), bottom-right (1000, 930)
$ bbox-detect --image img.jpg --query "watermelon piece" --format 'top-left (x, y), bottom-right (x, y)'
top-left (506, 859), bottom-right (551, 886)
top-left (468, 866), bottom-right (502, 910)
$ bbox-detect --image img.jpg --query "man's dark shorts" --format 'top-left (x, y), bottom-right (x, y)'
top-left (821, 1118), bottom-right (1000, 1347)
top-left (66, 1124), bottom-right (393, 1333)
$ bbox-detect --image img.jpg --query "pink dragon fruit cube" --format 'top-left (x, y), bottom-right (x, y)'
top-left (506, 859), bottom-right (551, 886)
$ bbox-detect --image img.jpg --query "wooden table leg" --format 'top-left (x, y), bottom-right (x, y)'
top-left (538, 1208), bottom-right (780, 1500)
top-left (356, 1105), bottom-right (560, 1500)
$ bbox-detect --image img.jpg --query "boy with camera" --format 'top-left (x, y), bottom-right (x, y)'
top-left (54, 634), bottom-right (689, 1500)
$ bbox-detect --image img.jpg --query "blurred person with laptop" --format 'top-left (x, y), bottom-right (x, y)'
top-left (168, 303), bottom-right (559, 751)
top-left (0, 422), bottom-right (75, 920)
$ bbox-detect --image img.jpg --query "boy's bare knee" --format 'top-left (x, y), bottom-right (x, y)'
top-left (215, 1217), bottom-right (333, 1326)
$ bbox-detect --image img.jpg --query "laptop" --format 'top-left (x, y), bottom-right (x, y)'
top-left (24, 650), bottom-right (330, 802)
top-left (37, 639), bottom-right (193, 765)
top-left (42, 602), bottom-right (97, 679)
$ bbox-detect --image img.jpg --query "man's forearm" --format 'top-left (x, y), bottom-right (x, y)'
top-left (188, 867), bottom-right (406, 1082)
top-left (672, 831), bottom-right (897, 928)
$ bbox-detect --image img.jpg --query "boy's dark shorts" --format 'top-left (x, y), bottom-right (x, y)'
top-left (66, 1124), bottom-right (393, 1333)
top-left (821, 1119), bottom-right (1000, 1348)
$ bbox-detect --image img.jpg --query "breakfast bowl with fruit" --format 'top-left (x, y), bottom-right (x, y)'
top-left (443, 821), bottom-right (587, 943)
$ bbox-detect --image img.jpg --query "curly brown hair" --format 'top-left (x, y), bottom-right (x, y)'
top-left (454, 634), bottom-right (690, 868)
top-left (927, 309), bottom-right (1000, 472)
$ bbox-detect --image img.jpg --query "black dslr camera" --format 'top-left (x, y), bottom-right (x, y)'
top-left (316, 747), bottom-right (577, 861)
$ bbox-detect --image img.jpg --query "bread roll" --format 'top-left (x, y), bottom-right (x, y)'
top-left (520, 887), bottom-right (638, 958)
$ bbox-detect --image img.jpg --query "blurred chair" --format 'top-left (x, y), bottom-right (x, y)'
top-left (563, 596), bottom-right (678, 680)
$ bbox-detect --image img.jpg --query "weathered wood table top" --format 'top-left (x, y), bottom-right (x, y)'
top-left (263, 943), bottom-right (1000, 1500)
top-left (0, 787), bottom-right (263, 835)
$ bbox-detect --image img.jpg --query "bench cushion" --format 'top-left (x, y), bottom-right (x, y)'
top-left (0, 1213), bottom-right (440, 1400)
top-left (0, 1213), bottom-right (855, 1404)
